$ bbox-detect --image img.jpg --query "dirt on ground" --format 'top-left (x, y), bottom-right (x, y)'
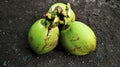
top-left (0, 0), bottom-right (120, 67)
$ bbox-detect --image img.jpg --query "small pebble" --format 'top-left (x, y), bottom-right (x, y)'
top-left (82, 61), bottom-right (84, 63)
top-left (5, 0), bottom-right (8, 3)
top-left (3, 32), bottom-right (5, 35)
top-left (3, 61), bottom-right (7, 66)
top-left (8, 20), bottom-right (12, 24)
top-left (49, 60), bottom-right (51, 63)
top-left (53, 59), bottom-right (56, 61)
top-left (110, 49), bottom-right (113, 52)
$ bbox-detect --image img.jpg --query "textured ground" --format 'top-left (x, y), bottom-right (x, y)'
top-left (0, 0), bottom-right (120, 67)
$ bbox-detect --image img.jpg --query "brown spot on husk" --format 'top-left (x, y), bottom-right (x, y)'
top-left (29, 36), bottom-right (33, 42)
top-left (47, 27), bottom-right (51, 36)
top-left (70, 37), bottom-right (80, 41)
top-left (54, 6), bottom-right (63, 13)
top-left (71, 47), bottom-right (81, 52)
top-left (39, 36), bottom-right (58, 54)
top-left (40, 44), bottom-right (47, 54)
top-left (91, 44), bottom-right (96, 51)
top-left (49, 37), bottom-right (59, 48)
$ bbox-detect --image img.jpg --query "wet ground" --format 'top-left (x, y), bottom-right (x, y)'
top-left (0, 0), bottom-right (120, 67)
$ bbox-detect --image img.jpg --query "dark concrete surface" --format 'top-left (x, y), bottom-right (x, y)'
top-left (0, 0), bottom-right (120, 67)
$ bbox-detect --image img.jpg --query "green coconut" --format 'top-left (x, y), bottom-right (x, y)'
top-left (28, 18), bottom-right (59, 54)
top-left (60, 21), bottom-right (96, 55)
top-left (46, 3), bottom-right (76, 25)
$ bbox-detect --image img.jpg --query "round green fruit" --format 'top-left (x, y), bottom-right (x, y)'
top-left (28, 19), bottom-right (59, 54)
top-left (60, 21), bottom-right (96, 55)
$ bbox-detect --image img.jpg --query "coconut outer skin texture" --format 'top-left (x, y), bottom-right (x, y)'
top-left (28, 19), bottom-right (59, 54)
top-left (60, 21), bottom-right (96, 55)
top-left (48, 3), bottom-right (76, 23)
